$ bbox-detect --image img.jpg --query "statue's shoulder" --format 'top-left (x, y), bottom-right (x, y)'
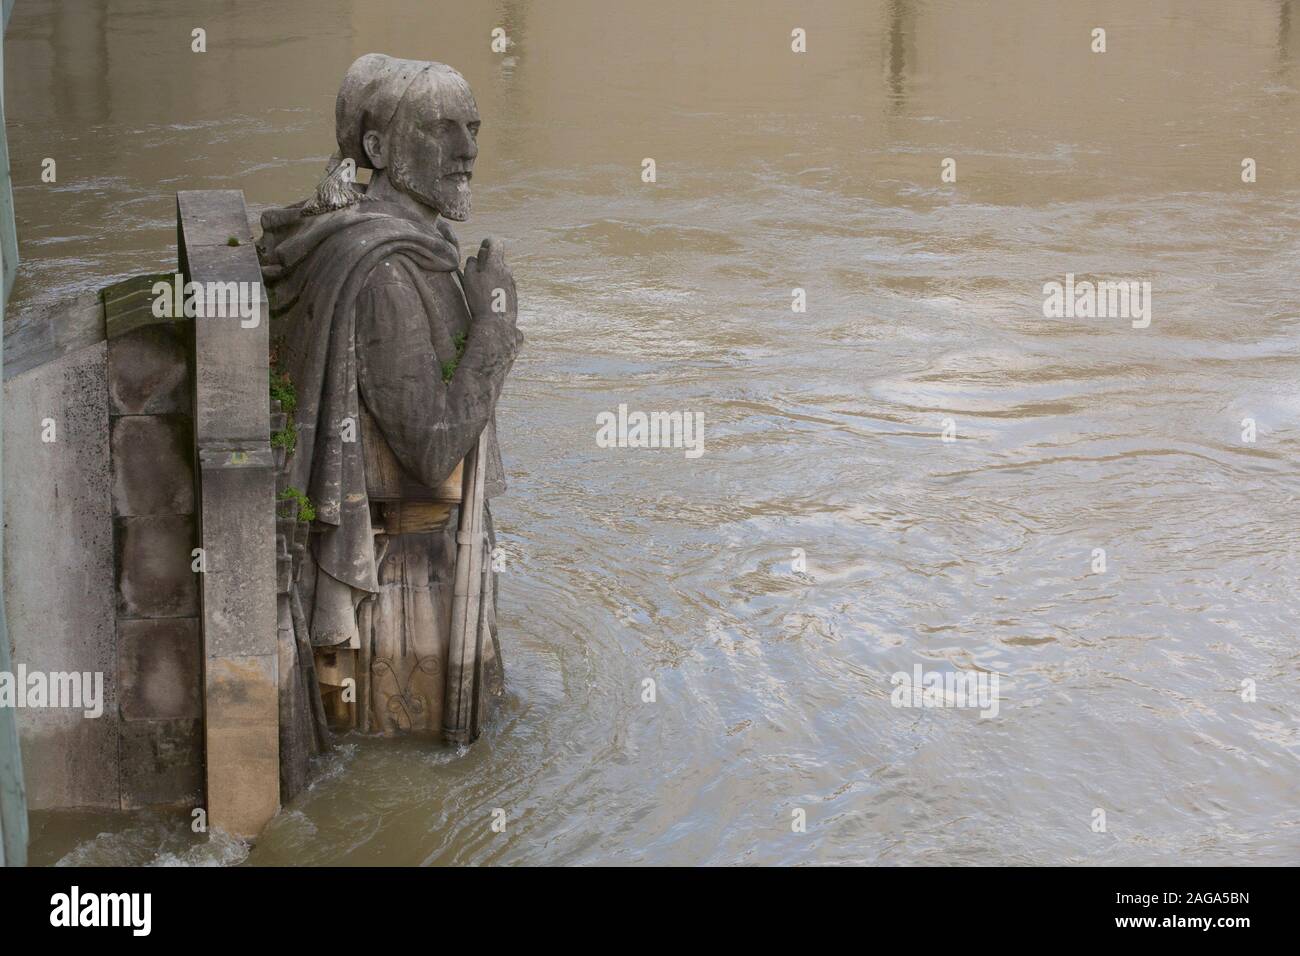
top-left (262, 200), bottom-right (461, 301)
top-left (359, 257), bottom-right (423, 295)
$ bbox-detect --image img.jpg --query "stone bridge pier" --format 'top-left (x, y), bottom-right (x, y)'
top-left (3, 190), bottom-right (293, 840)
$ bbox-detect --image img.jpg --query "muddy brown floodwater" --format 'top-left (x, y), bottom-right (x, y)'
top-left (7, 0), bottom-right (1299, 865)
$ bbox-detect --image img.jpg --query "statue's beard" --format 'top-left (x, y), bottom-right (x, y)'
top-left (389, 156), bottom-right (472, 221)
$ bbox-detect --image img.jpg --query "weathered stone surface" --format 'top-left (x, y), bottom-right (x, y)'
top-left (2, 291), bottom-right (104, 381)
top-left (204, 654), bottom-right (278, 837)
top-left (18, 715), bottom-right (120, 812)
top-left (2, 342), bottom-right (119, 809)
top-left (182, 188), bottom-right (280, 837)
top-left (115, 514), bottom-right (199, 619)
top-left (176, 190), bottom-right (255, 250)
top-left (106, 321), bottom-right (190, 416)
top-left (259, 55), bottom-right (519, 746)
top-left (117, 618), bottom-right (201, 721)
top-left (278, 599), bottom-right (314, 802)
top-left (179, 191), bottom-right (268, 447)
top-left (198, 461), bottom-right (276, 659)
top-left (119, 717), bottom-right (202, 809)
top-left (103, 274), bottom-right (175, 340)
top-left (110, 415), bottom-right (194, 517)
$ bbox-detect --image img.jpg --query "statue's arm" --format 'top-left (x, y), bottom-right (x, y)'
top-left (355, 272), bottom-right (522, 488)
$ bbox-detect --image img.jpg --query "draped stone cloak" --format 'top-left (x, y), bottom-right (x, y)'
top-left (258, 196), bottom-right (521, 647)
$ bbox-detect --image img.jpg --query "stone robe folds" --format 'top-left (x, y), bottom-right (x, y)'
top-left (260, 195), bottom-right (522, 736)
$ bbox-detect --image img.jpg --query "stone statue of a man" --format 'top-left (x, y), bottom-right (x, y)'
top-left (259, 54), bottom-right (522, 742)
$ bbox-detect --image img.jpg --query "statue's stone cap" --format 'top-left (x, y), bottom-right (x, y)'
top-left (335, 54), bottom-right (464, 170)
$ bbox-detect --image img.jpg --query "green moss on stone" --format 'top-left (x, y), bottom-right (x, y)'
top-left (441, 331), bottom-right (470, 383)
top-left (269, 368), bottom-right (297, 415)
top-left (278, 487), bottom-right (315, 522)
top-left (270, 424), bottom-right (297, 455)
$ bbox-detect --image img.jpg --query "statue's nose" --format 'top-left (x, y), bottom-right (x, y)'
top-left (460, 125), bottom-right (479, 162)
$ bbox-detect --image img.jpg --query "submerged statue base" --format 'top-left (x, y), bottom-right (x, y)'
top-left (311, 502), bottom-right (504, 737)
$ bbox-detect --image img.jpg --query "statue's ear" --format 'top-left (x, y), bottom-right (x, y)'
top-left (362, 129), bottom-right (387, 170)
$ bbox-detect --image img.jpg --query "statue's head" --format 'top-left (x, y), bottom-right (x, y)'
top-left (335, 54), bottom-right (480, 221)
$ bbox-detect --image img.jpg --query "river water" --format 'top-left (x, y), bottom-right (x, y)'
top-left (8, 0), bottom-right (1299, 865)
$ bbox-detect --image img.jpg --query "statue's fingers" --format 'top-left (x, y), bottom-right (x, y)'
top-left (480, 236), bottom-right (504, 267)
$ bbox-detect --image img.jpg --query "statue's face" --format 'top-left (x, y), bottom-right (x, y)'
top-left (387, 72), bottom-right (480, 221)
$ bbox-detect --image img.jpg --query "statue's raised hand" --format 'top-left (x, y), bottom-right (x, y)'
top-left (463, 237), bottom-right (517, 327)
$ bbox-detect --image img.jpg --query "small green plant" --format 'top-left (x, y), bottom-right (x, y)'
top-left (441, 331), bottom-right (469, 383)
top-left (227, 236), bottom-right (240, 246)
top-left (269, 365), bottom-right (299, 455)
top-left (271, 423), bottom-right (297, 456)
top-left (269, 368), bottom-right (297, 414)
top-left (278, 487), bottom-right (315, 522)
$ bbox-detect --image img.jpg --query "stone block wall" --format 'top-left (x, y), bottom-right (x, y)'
top-left (3, 277), bottom-right (204, 810)
top-left (103, 277), bottom-right (202, 809)
top-left (4, 191), bottom-right (283, 838)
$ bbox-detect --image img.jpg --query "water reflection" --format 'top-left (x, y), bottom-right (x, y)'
top-left (886, 0), bottom-right (914, 113)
